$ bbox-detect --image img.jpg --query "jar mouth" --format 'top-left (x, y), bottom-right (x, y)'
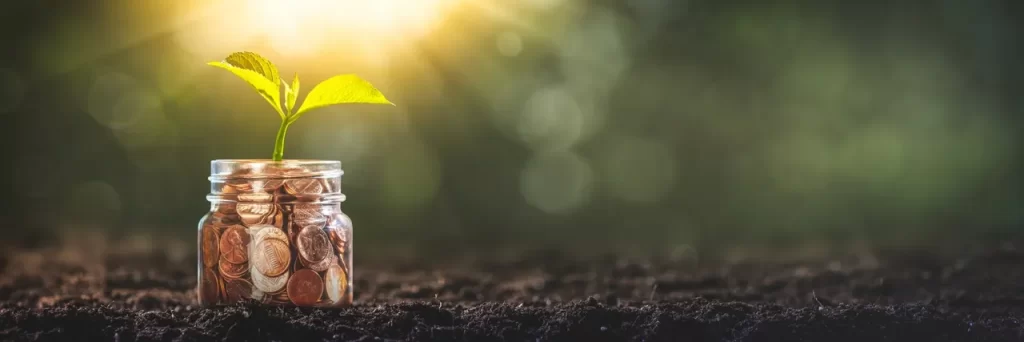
top-left (210, 159), bottom-right (343, 180)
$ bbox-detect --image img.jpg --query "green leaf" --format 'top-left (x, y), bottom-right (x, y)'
top-left (284, 73), bottom-right (299, 115)
top-left (293, 74), bottom-right (393, 119)
top-left (207, 52), bottom-right (284, 118)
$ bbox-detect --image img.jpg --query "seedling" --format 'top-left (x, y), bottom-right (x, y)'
top-left (209, 51), bottom-right (393, 161)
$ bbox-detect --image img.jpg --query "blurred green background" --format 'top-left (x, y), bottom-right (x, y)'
top-left (1, 0), bottom-right (1022, 259)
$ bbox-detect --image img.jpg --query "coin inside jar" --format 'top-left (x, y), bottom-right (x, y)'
top-left (259, 179), bottom-right (285, 192)
top-left (324, 264), bottom-right (347, 304)
top-left (297, 225), bottom-right (331, 264)
top-left (218, 257), bottom-right (248, 279)
top-left (284, 178), bottom-right (324, 196)
top-left (253, 238), bottom-right (290, 277)
top-left (201, 225), bottom-right (220, 268)
top-left (287, 269), bottom-right (324, 306)
top-left (251, 268), bottom-right (289, 293)
top-left (237, 203), bottom-right (278, 226)
top-left (250, 224), bottom-right (289, 243)
top-left (291, 204), bottom-right (327, 228)
top-left (303, 252), bottom-right (335, 272)
top-left (327, 229), bottom-right (347, 256)
top-left (199, 268), bottom-right (220, 304)
top-left (218, 225), bottom-right (250, 264)
top-left (237, 192), bottom-right (273, 202)
top-left (223, 278), bottom-right (254, 303)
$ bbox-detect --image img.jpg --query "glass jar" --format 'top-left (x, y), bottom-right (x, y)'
top-left (197, 160), bottom-right (352, 307)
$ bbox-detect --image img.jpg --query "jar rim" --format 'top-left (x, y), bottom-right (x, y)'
top-left (212, 159), bottom-right (341, 166)
top-left (210, 159), bottom-right (342, 180)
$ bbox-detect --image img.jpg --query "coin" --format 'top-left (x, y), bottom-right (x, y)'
top-left (223, 278), bottom-right (253, 303)
top-left (324, 264), bottom-right (347, 304)
top-left (251, 268), bottom-right (289, 293)
top-left (253, 238), bottom-right (290, 277)
top-left (291, 204), bottom-right (326, 228)
top-left (287, 269), bottom-right (324, 306)
top-left (223, 180), bottom-right (253, 194)
top-left (303, 252), bottom-right (335, 272)
top-left (265, 165), bottom-right (306, 176)
top-left (259, 179), bottom-right (285, 192)
top-left (201, 225), bottom-right (220, 268)
top-left (238, 192), bottom-right (273, 202)
top-left (216, 201), bottom-right (234, 212)
top-left (297, 225), bottom-right (331, 264)
top-left (327, 213), bottom-right (352, 231)
top-left (284, 178), bottom-right (324, 196)
top-left (209, 211), bottom-right (241, 226)
top-left (199, 268), bottom-right (220, 305)
top-left (328, 228), bottom-right (347, 256)
top-left (237, 203), bottom-right (276, 226)
top-left (218, 225), bottom-right (250, 264)
top-left (251, 224), bottom-right (289, 243)
top-left (218, 257), bottom-right (248, 279)
top-left (269, 291), bottom-right (291, 305)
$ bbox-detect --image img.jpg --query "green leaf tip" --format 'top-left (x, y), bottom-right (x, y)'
top-left (207, 51), bottom-right (284, 118)
top-left (293, 74), bottom-right (394, 119)
top-left (207, 51), bottom-right (394, 161)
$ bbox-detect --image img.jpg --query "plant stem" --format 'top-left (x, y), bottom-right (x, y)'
top-left (272, 119), bottom-right (291, 161)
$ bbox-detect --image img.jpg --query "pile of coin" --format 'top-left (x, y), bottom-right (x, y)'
top-left (198, 166), bottom-right (350, 307)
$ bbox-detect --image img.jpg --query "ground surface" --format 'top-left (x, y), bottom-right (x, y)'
top-left (2, 238), bottom-right (1024, 341)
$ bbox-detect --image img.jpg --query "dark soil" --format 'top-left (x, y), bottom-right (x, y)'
top-left (2, 238), bottom-right (1024, 341)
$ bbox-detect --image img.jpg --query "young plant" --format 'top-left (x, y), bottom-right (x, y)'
top-left (208, 51), bottom-right (393, 161)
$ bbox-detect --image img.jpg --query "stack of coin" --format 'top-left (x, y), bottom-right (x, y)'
top-left (249, 224), bottom-right (290, 298)
top-left (217, 225), bottom-right (251, 303)
top-left (198, 165), bottom-right (351, 306)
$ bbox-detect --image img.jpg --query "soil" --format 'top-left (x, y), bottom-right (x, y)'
top-left (2, 238), bottom-right (1024, 341)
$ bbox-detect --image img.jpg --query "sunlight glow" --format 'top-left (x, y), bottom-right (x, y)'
top-left (254, 0), bottom-right (455, 55)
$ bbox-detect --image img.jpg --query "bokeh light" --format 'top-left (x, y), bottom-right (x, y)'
top-left (518, 85), bottom-right (585, 151)
top-left (86, 72), bottom-right (140, 129)
top-left (520, 151), bottom-right (594, 214)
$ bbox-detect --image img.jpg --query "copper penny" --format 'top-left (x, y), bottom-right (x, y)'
top-left (218, 257), bottom-right (248, 279)
top-left (237, 203), bottom-right (276, 226)
top-left (328, 229), bottom-right (347, 256)
top-left (297, 225), bottom-right (331, 264)
top-left (209, 211), bottom-right (241, 226)
top-left (253, 238), bottom-right (290, 277)
top-left (287, 269), bottom-right (324, 306)
top-left (199, 268), bottom-right (220, 305)
top-left (253, 224), bottom-right (289, 242)
top-left (218, 225), bottom-right (249, 264)
top-left (265, 206), bottom-right (286, 227)
top-left (291, 204), bottom-right (326, 228)
top-left (215, 202), bottom-right (237, 214)
top-left (269, 291), bottom-right (290, 305)
top-left (201, 225), bottom-right (220, 268)
top-left (324, 264), bottom-right (347, 304)
top-left (237, 192), bottom-right (273, 202)
top-left (302, 252), bottom-right (334, 272)
top-left (259, 179), bottom-right (285, 192)
top-left (223, 278), bottom-right (253, 303)
top-left (284, 178), bottom-right (324, 196)
top-left (251, 268), bottom-right (289, 293)
top-left (223, 181), bottom-right (253, 194)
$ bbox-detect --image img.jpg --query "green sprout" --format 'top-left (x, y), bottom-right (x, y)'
top-left (208, 51), bottom-right (393, 161)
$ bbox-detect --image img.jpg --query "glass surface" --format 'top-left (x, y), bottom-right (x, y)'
top-left (197, 160), bottom-right (352, 307)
